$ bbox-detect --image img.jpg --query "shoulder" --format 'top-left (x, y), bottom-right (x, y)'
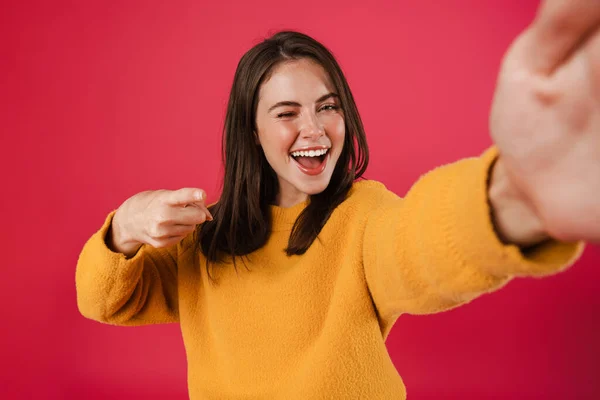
top-left (348, 179), bottom-right (401, 203)
top-left (340, 179), bottom-right (403, 217)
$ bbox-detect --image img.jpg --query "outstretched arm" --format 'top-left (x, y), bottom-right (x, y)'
top-left (362, 148), bottom-right (584, 334)
top-left (76, 211), bottom-right (182, 326)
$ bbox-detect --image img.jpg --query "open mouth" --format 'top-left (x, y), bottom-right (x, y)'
top-left (289, 147), bottom-right (329, 176)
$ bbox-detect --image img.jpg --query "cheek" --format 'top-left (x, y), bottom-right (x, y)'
top-left (259, 124), bottom-right (298, 159)
top-left (275, 124), bottom-right (299, 153)
top-left (326, 115), bottom-right (345, 144)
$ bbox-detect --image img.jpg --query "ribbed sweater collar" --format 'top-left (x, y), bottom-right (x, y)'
top-left (269, 200), bottom-right (309, 231)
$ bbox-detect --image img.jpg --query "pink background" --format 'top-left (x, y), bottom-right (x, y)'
top-left (2, 0), bottom-right (599, 399)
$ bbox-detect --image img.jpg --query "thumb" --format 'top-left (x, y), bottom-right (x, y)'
top-left (526, 0), bottom-right (600, 73)
top-left (167, 187), bottom-right (206, 205)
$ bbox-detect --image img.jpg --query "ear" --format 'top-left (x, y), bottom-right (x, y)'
top-left (253, 130), bottom-right (261, 145)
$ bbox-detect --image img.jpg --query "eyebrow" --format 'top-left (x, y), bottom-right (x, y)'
top-left (267, 92), bottom-right (339, 113)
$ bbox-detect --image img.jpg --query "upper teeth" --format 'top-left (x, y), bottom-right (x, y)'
top-left (290, 148), bottom-right (328, 157)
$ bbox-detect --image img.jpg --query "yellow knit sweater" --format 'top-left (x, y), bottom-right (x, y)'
top-left (76, 147), bottom-right (584, 399)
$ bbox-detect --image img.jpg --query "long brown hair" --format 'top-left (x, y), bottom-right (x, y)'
top-left (195, 31), bottom-right (369, 277)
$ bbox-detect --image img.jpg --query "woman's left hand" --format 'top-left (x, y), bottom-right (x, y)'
top-left (490, 0), bottom-right (600, 243)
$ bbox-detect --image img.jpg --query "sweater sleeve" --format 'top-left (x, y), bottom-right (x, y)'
top-left (362, 146), bottom-right (585, 331)
top-left (76, 210), bottom-right (183, 326)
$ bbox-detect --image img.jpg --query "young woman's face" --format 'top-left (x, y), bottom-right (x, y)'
top-left (255, 58), bottom-right (345, 207)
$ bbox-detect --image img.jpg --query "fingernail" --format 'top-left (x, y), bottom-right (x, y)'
top-left (194, 191), bottom-right (203, 200)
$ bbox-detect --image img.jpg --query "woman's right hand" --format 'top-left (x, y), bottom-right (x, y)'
top-left (109, 188), bottom-right (213, 256)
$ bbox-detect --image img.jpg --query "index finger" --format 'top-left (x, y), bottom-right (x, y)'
top-left (183, 201), bottom-right (214, 220)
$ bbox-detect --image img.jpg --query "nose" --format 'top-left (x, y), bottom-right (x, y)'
top-left (299, 111), bottom-right (325, 139)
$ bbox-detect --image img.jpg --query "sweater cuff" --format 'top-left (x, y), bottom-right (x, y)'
top-left (442, 145), bottom-right (585, 278)
top-left (96, 210), bottom-right (146, 262)
top-left (76, 210), bottom-right (150, 322)
top-left (88, 210), bottom-right (148, 282)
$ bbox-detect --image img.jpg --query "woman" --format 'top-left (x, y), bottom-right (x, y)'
top-left (76, 1), bottom-right (599, 398)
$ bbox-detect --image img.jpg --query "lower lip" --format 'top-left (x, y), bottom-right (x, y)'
top-left (292, 153), bottom-right (330, 176)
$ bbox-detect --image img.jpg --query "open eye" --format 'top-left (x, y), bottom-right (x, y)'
top-left (319, 104), bottom-right (339, 112)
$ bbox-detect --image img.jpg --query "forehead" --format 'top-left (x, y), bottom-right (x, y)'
top-left (259, 59), bottom-right (336, 102)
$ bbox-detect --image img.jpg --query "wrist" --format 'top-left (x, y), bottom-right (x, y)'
top-left (488, 157), bottom-right (549, 248)
top-left (109, 208), bottom-right (143, 257)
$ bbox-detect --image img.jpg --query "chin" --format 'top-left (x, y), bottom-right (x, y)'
top-left (294, 178), bottom-right (331, 196)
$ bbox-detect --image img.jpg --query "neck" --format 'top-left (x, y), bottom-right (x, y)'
top-left (276, 181), bottom-right (309, 208)
top-left (276, 194), bottom-right (308, 208)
